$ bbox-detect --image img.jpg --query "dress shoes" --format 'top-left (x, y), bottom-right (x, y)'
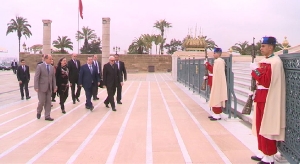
top-left (112, 108), bottom-right (117, 111)
top-left (208, 116), bottom-right (213, 119)
top-left (51, 99), bottom-right (56, 102)
top-left (37, 113), bottom-right (41, 119)
top-left (45, 117), bottom-right (54, 121)
top-left (21, 97), bottom-right (24, 100)
top-left (93, 97), bottom-right (99, 100)
top-left (73, 100), bottom-right (76, 104)
top-left (62, 109), bottom-right (66, 114)
top-left (117, 101), bottom-right (122, 104)
top-left (76, 98), bottom-right (80, 102)
top-left (251, 156), bottom-right (262, 161)
top-left (104, 103), bottom-right (110, 108)
top-left (86, 106), bottom-right (91, 109)
top-left (26, 96), bottom-right (31, 100)
top-left (90, 106), bottom-right (94, 111)
top-left (210, 118), bottom-right (221, 121)
top-left (257, 162), bottom-right (274, 164)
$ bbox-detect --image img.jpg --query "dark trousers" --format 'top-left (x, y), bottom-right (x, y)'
top-left (19, 81), bottom-right (29, 98)
top-left (256, 102), bottom-right (277, 155)
top-left (83, 86), bottom-right (93, 107)
top-left (51, 92), bottom-right (56, 100)
top-left (116, 83), bottom-right (122, 101)
top-left (58, 87), bottom-right (69, 109)
top-left (92, 76), bottom-right (100, 99)
top-left (71, 82), bottom-right (81, 100)
top-left (104, 86), bottom-right (116, 109)
top-left (12, 67), bottom-right (17, 74)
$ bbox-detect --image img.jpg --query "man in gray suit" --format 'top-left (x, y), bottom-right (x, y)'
top-left (34, 54), bottom-right (57, 121)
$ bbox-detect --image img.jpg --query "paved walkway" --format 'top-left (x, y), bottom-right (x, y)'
top-left (0, 71), bottom-right (259, 164)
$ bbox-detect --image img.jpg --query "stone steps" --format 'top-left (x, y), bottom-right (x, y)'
top-left (232, 63), bottom-right (254, 123)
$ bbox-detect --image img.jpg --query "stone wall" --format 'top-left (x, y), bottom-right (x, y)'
top-left (19, 53), bottom-right (172, 73)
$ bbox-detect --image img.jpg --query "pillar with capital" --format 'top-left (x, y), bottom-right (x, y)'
top-left (102, 17), bottom-right (111, 67)
top-left (42, 20), bottom-right (52, 55)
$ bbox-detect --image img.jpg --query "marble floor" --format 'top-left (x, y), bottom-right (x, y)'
top-left (0, 71), bottom-right (259, 164)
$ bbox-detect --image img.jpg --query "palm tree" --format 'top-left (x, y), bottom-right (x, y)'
top-left (200, 36), bottom-right (218, 51)
top-left (142, 34), bottom-right (154, 54)
top-left (153, 19), bottom-right (172, 54)
top-left (153, 34), bottom-right (165, 54)
top-left (128, 37), bottom-right (146, 54)
top-left (232, 41), bottom-right (251, 55)
top-left (6, 16), bottom-right (32, 54)
top-left (52, 36), bottom-right (73, 54)
top-left (75, 26), bottom-right (97, 52)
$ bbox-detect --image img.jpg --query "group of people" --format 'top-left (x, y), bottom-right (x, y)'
top-left (205, 36), bottom-right (285, 164)
top-left (16, 53), bottom-right (126, 121)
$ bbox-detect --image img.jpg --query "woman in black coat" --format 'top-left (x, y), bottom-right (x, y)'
top-left (55, 57), bottom-right (69, 114)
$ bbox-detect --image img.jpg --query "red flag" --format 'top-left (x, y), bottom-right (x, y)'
top-left (79, 0), bottom-right (83, 19)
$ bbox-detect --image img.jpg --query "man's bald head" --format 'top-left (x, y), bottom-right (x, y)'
top-left (109, 56), bottom-right (115, 65)
top-left (71, 53), bottom-right (78, 60)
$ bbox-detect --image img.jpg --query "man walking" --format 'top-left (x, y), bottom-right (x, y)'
top-left (250, 36), bottom-right (286, 164)
top-left (114, 54), bottom-right (127, 104)
top-left (78, 56), bottom-right (100, 111)
top-left (17, 59), bottom-right (31, 100)
top-left (205, 48), bottom-right (228, 121)
top-left (92, 55), bottom-right (102, 100)
top-left (103, 56), bottom-right (123, 111)
top-left (11, 59), bottom-right (18, 74)
top-left (34, 54), bottom-right (57, 121)
top-left (68, 53), bottom-right (81, 104)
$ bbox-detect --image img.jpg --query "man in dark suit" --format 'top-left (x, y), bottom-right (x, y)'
top-left (114, 54), bottom-right (127, 104)
top-left (92, 55), bottom-right (102, 100)
top-left (68, 53), bottom-right (81, 104)
top-left (78, 56), bottom-right (100, 111)
top-left (103, 56), bottom-right (123, 111)
top-left (11, 59), bottom-right (18, 74)
top-left (17, 59), bottom-right (31, 100)
top-left (34, 54), bottom-right (57, 121)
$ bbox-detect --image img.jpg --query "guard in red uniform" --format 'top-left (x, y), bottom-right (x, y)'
top-left (250, 36), bottom-right (286, 164)
top-left (204, 48), bottom-right (228, 121)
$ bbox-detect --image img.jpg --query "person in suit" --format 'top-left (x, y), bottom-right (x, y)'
top-left (92, 55), bottom-right (102, 100)
top-left (55, 57), bottom-right (69, 114)
top-left (68, 53), bottom-right (81, 104)
top-left (11, 59), bottom-right (18, 74)
top-left (16, 59), bottom-right (31, 100)
top-left (114, 54), bottom-right (127, 104)
top-left (34, 54), bottom-right (57, 121)
top-left (103, 56), bottom-right (123, 111)
top-left (78, 56), bottom-right (100, 111)
top-left (51, 59), bottom-right (57, 102)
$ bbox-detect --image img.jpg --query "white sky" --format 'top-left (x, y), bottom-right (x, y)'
top-left (0, 0), bottom-right (299, 58)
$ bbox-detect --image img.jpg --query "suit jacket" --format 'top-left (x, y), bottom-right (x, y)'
top-left (68, 59), bottom-right (81, 83)
top-left (92, 60), bottom-right (102, 78)
top-left (17, 65), bottom-right (30, 82)
top-left (78, 64), bottom-right (100, 89)
top-left (34, 63), bottom-right (56, 92)
top-left (103, 62), bottom-right (122, 88)
top-left (116, 61), bottom-right (127, 81)
top-left (11, 61), bottom-right (18, 67)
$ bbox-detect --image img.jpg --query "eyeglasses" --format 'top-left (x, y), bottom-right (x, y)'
top-left (110, 60), bottom-right (115, 62)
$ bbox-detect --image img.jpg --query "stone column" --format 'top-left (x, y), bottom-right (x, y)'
top-left (171, 53), bottom-right (178, 81)
top-left (102, 17), bottom-right (111, 68)
top-left (42, 20), bottom-right (52, 54)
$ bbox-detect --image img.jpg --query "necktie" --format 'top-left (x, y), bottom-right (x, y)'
top-left (117, 61), bottom-right (120, 69)
top-left (23, 66), bottom-right (25, 71)
top-left (74, 60), bottom-right (78, 68)
top-left (46, 65), bottom-right (49, 74)
top-left (89, 65), bottom-right (92, 74)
